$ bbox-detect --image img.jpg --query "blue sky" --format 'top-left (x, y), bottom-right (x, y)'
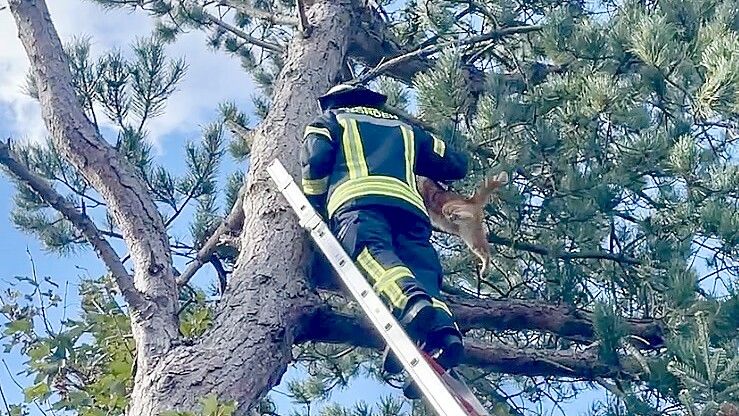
top-left (0, 2), bottom-right (603, 415)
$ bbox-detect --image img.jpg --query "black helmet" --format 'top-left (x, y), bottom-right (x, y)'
top-left (318, 83), bottom-right (387, 111)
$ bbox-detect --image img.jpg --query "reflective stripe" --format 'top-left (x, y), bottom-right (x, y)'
top-left (431, 299), bottom-right (459, 331)
top-left (357, 248), bottom-right (385, 284)
top-left (350, 120), bottom-right (368, 176)
top-left (327, 176), bottom-right (428, 218)
top-left (339, 118), bottom-right (369, 179)
top-left (375, 267), bottom-right (413, 310)
top-left (432, 136), bottom-right (446, 157)
top-left (357, 247), bottom-right (411, 311)
top-left (304, 126), bottom-right (332, 140)
top-left (432, 298), bottom-right (453, 316)
top-left (401, 125), bottom-right (416, 189)
top-left (302, 176), bottom-right (329, 195)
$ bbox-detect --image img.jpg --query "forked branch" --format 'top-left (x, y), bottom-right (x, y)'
top-left (356, 25), bottom-right (542, 84)
top-left (176, 183), bottom-right (246, 287)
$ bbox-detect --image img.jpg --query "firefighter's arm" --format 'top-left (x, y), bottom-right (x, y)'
top-left (414, 127), bottom-right (468, 181)
top-left (300, 120), bottom-right (337, 216)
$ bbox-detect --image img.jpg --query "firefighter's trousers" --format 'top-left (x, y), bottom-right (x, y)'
top-left (330, 206), bottom-right (458, 334)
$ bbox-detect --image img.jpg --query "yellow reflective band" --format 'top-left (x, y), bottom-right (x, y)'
top-left (338, 119), bottom-right (356, 178)
top-left (431, 299), bottom-right (459, 330)
top-left (357, 247), bottom-right (386, 284)
top-left (302, 176), bottom-right (329, 195)
top-left (432, 136), bottom-right (446, 157)
top-left (350, 119), bottom-right (368, 177)
top-left (401, 125), bottom-right (416, 189)
top-left (329, 184), bottom-right (426, 218)
top-left (356, 249), bottom-right (412, 310)
top-left (326, 176), bottom-right (428, 218)
top-left (339, 118), bottom-right (369, 179)
top-left (374, 266), bottom-right (413, 310)
top-left (431, 298), bottom-right (453, 317)
top-left (304, 126), bottom-right (332, 140)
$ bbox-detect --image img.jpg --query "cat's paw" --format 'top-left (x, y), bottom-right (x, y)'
top-left (446, 210), bottom-right (473, 222)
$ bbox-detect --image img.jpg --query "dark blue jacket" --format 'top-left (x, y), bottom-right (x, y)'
top-left (300, 105), bottom-right (468, 220)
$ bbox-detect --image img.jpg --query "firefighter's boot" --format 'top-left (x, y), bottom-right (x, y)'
top-left (427, 329), bottom-right (464, 370)
top-left (383, 331), bottom-right (463, 375)
top-left (382, 295), bottom-right (435, 374)
top-left (401, 330), bottom-right (463, 401)
top-left (426, 306), bottom-right (465, 371)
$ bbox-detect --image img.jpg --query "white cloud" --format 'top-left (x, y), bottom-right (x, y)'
top-left (0, 1), bottom-right (256, 153)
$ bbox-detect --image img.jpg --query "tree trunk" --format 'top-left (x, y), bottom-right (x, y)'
top-left (128, 1), bottom-right (357, 413)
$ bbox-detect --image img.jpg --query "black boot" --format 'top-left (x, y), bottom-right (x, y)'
top-left (427, 330), bottom-right (464, 370)
top-left (399, 334), bottom-right (462, 401)
top-left (382, 296), bottom-right (435, 374)
top-left (426, 307), bottom-right (464, 371)
top-left (381, 346), bottom-right (403, 375)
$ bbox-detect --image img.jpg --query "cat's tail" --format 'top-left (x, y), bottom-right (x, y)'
top-left (471, 171), bottom-right (508, 205)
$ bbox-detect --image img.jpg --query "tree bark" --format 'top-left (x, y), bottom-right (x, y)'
top-left (127, 1), bottom-right (357, 413)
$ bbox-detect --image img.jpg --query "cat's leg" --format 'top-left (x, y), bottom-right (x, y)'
top-left (459, 222), bottom-right (491, 277)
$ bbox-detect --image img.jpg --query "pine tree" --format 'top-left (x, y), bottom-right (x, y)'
top-left (1, 0), bottom-right (739, 415)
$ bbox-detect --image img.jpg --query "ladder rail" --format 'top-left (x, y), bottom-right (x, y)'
top-left (267, 159), bottom-right (476, 416)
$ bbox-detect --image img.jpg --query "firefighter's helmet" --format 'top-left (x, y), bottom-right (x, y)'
top-left (318, 83), bottom-right (387, 111)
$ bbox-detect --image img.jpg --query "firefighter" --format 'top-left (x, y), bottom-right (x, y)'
top-left (300, 83), bottom-right (468, 398)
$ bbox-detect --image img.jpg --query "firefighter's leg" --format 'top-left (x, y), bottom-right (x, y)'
top-left (393, 213), bottom-right (464, 371)
top-left (388, 215), bottom-right (465, 400)
top-left (330, 209), bottom-right (436, 343)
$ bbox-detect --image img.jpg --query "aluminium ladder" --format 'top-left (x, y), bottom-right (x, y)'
top-left (267, 159), bottom-right (490, 416)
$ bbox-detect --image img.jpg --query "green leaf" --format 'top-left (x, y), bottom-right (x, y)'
top-left (201, 394), bottom-right (219, 415)
top-left (24, 382), bottom-right (50, 402)
top-left (5, 318), bottom-right (32, 335)
top-left (109, 358), bottom-right (131, 377)
top-left (27, 343), bottom-right (51, 360)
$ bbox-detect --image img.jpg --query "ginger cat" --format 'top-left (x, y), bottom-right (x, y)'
top-left (417, 172), bottom-right (508, 276)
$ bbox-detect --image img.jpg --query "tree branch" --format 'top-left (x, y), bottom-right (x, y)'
top-left (218, 0), bottom-right (299, 26)
top-left (0, 140), bottom-right (145, 310)
top-left (445, 295), bottom-right (664, 349)
top-left (175, 184), bottom-right (246, 287)
top-left (312, 278), bottom-right (664, 349)
top-left (356, 25), bottom-right (543, 84)
top-left (296, 0), bottom-right (311, 36)
top-left (201, 10), bottom-right (284, 54)
top-left (463, 339), bottom-right (630, 379)
top-left (349, 5), bottom-right (456, 86)
top-left (487, 233), bottom-right (641, 265)
top-left (348, 5), bottom-right (551, 100)
top-left (298, 306), bottom-right (639, 380)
